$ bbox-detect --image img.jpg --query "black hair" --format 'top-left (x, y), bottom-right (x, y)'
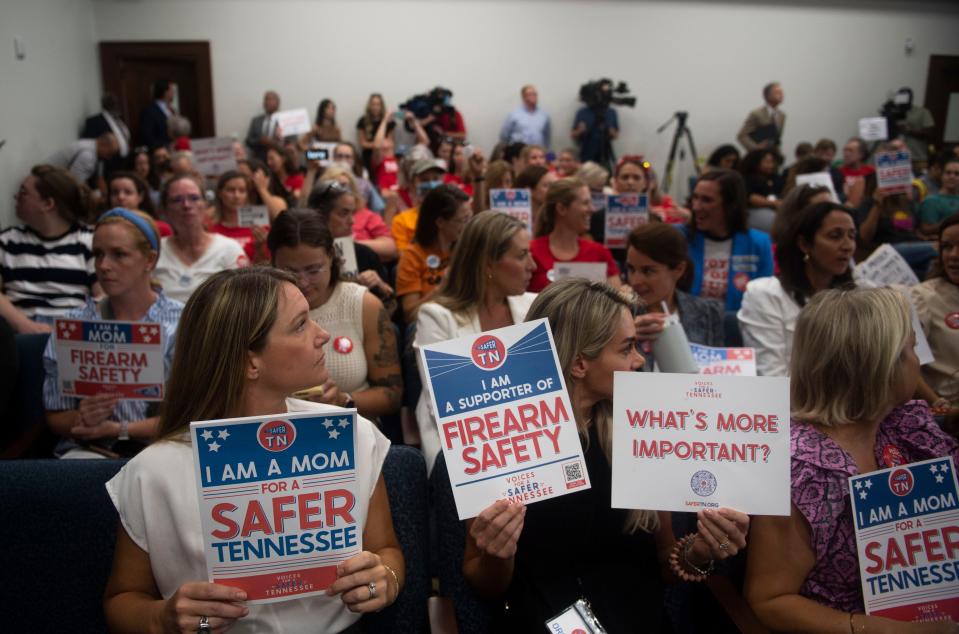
top-left (267, 208), bottom-right (342, 286)
top-left (707, 145), bottom-right (741, 169)
top-left (777, 201), bottom-right (856, 306)
top-left (688, 169), bottom-right (749, 237)
top-left (152, 79), bottom-right (172, 100)
top-left (414, 184), bottom-right (470, 247)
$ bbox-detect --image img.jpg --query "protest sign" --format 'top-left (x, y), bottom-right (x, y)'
top-left (859, 117), bottom-right (889, 142)
top-left (612, 372), bottom-right (790, 515)
top-left (238, 205), bottom-right (270, 228)
top-left (489, 188), bottom-right (532, 234)
top-left (795, 171), bottom-right (840, 202)
top-left (876, 150), bottom-right (913, 194)
top-left (590, 191), bottom-right (607, 214)
top-left (191, 137), bottom-right (237, 177)
top-left (333, 236), bottom-right (359, 278)
top-left (551, 262), bottom-right (607, 283)
top-left (191, 409), bottom-right (361, 604)
top-left (850, 457), bottom-right (959, 622)
top-left (854, 244), bottom-right (920, 287)
top-left (307, 142), bottom-right (338, 168)
top-left (419, 319), bottom-right (590, 519)
top-left (274, 109), bottom-right (312, 137)
top-left (54, 318), bottom-right (164, 400)
top-left (689, 344), bottom-right (757, 376)
top-left (604, 193), bottom-right (649, 249)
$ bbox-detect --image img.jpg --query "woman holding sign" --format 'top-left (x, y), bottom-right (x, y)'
top-left (463, 279), bottom-right (749, 632)
top-left (527, 178), bottom-right (621, 292)
top-left (414, 211), bottom-right (538, 473)
top-left (738, 201), bottom-right (857, 376)
top-left (745, 287), bottom-right (959, 633)
top-left (210, 170), bottom-right (271, 264)
top-left (104, 267), bottom-right (404, 633)
top-left (43, 209), bottom-right (182, 457)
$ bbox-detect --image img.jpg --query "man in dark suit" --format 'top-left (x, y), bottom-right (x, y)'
top-left (737, 82), bottom-right (786, 152)
top-left (139, 79), bottom-right (175, 150)
top-left (245, 90), bottom-right (281, 161)
top-left (82, 93), bottom-right (131, 175)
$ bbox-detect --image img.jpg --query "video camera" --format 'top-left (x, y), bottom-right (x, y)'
top-left (880, 87), bottom-right (913, 138)
top-left (400, 86), bottom-right (455, 120)
top-left (579, 79), bottom-right (636, 110)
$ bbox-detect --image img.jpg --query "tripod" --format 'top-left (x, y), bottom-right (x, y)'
top-left (586, 104), bottom-right (616, 174)
top-left (658, 111), bottom-right (700, 194)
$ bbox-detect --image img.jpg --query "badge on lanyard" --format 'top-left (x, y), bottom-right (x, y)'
top-left (545, 598), bottom-right (607, 633)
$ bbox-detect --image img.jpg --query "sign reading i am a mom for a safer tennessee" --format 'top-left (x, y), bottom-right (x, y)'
top-left (420, 319), bottom-right (590, 519)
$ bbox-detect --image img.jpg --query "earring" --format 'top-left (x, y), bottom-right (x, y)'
top-left (803, 253), bottom-right (810, 262)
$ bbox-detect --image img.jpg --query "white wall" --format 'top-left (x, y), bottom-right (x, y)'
top-left (4, 0), bottom-right (958, 227)
top-left (0, 0), bottom-right (101, 228)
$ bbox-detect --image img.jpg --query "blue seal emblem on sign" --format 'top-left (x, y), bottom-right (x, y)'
top-left (690, 470), bottom-right (717, 497)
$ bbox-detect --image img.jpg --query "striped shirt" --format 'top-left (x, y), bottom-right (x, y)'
top-left (42, 292), bottom-right (183, 455)
top-left (0, 224), bottom-right (96, 319)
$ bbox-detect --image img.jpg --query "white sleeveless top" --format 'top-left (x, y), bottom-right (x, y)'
top-left (310, 281), bottom-right (369, 394)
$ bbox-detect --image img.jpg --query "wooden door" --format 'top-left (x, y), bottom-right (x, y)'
top-left (924, 55), bottom-right (959, 147)
top-left (99, 41), bottom-right (215, 145)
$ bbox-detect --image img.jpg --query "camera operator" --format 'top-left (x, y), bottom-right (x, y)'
top-left (885, 87), bottom-right (935, 173)
top-left (403, 87), bottom-right (466, 152)
top-left (571, 79), bottom-right (622, 167)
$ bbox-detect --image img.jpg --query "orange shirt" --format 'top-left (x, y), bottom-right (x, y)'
top-left (395, 242), bottom-right (450, 299)
top-left (390, 207), bottom-right (418, 252)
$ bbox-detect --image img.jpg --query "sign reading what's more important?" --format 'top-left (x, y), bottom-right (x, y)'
top-left (419, 319), bottom-right (590, 519)
top-left (191, 409), bottom-right (362, 604)
top-left (612, 372), bottom-right (790, 515)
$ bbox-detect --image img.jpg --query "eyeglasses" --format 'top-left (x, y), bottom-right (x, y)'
top-left (333, 153), bottom-right (354, 161)
top-left (169, 194), bottom-right (203, 207)
top-left (284, 264), bottom-right (327, 280)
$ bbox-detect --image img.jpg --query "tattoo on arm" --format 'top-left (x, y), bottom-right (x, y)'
top-left (369, 373), bottom-right (402, 408)
top-left (372, 307), bottom-right (399, 368)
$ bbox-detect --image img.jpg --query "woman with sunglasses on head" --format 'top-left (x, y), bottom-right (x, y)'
top-left (318, 164), bottom-right (397, 263)
top-left (104, 267), bottom-right (404, 633)
top-left (153, 174), bottom-right (249, 304)
top-left (464, 279), bottom-right (749, 632)
top-left (43, 209), bottom-right (182, 458)
top-left (270, 209), bottom-right (401, 421)
top-left (307, 180), bottom-right (397, 316)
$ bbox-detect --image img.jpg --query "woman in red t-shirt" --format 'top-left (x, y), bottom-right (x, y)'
top-left (209, 171), bottom-right (270, 263)
top-left (527, 178), bottom-right (621, 292)
top-left (266, 143), bottom-right (305, 199)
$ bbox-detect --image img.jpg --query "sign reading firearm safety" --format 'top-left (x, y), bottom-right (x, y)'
top-left (191, 409), bottom-right (361, 604)
top-left (611, 372), bottom-right (790, 515)
top-left (419, 319), bottom-right (590, 519)
top-left (54, 318), bottom-right (165, 400)
top-left (850, 457), bottom-right (959, 622)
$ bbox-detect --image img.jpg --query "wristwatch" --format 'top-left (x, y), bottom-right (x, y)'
top-left (342, 393), bottom-right (356, 409)
top-left (118, 419), bottom-right (130, 441)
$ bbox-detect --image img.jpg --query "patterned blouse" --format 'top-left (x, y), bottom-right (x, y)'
top-left (791, 401), bottom-right (959, 613)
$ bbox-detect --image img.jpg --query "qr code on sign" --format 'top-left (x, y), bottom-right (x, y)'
top-left (563, 461), bottom-right (586, 490)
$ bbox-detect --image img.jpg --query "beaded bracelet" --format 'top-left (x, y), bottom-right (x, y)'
top-left (669, 534), bottom-right (715, 582)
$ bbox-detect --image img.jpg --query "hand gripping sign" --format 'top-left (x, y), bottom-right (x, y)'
top-left (191, 409), bottom-right (360, 604)
top-left (54, 318), bottom-right (165, 400)
top-left (850, 457), bottom-right (959, 622)
top-left (419, 319), bottom-right (590, 519)
top-left (611, 372), bottom-right (790, 515)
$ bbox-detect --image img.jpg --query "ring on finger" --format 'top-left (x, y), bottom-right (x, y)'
top-left (368, 581), bottom-right (377, 600)
top-left (719, 534), bottom-right (730, 551)
top-left (197, 615), bottom-right (211, 632)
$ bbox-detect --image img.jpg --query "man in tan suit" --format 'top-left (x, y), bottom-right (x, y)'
top-left (737, 82), bottom-right (786, 152)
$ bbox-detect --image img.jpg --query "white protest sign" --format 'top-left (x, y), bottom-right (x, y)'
top-left (191, 409), bottom-right (361, 604)
top-left (54, 318), bottom-right (165, 401)
top-left (854, 244), bottom-right (920, 287)
top-left (876, 150), bottom-right (913, 194)
top-left (859, 117), bottom-right (889, 142)
top-left (419, 319), bottom-right (590, 519)
top-left (689, 344), bottom-right (757, 376)
top-left (590, 191), bottom-right (607, 214)
top-left (612, 372), bottom-right (790, 515)
top-left (604, 193), bottom-right (649, 249)
top-left (551, 262), bottom-right (606, 283)
top-left (333, 236), bottom-right (359, 278)
top-left (191, 137), bottom-right (237, 177)
top-left (849, 457), bottom-right (959, 622)
top-left (237, 205), bottom-right (270, 228)
top-left (489, 189), bottom-right (532, 234)
top-left (274, 108), bottom-right (312, 137)
top-left (795, 171), bottom-right (840, 203)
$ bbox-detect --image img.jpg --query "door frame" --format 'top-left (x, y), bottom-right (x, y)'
top-left (99, 41), bottom-right (215, 140)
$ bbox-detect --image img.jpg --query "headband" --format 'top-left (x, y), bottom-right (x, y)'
top-left (97, 208), bottom-right (159, 251)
